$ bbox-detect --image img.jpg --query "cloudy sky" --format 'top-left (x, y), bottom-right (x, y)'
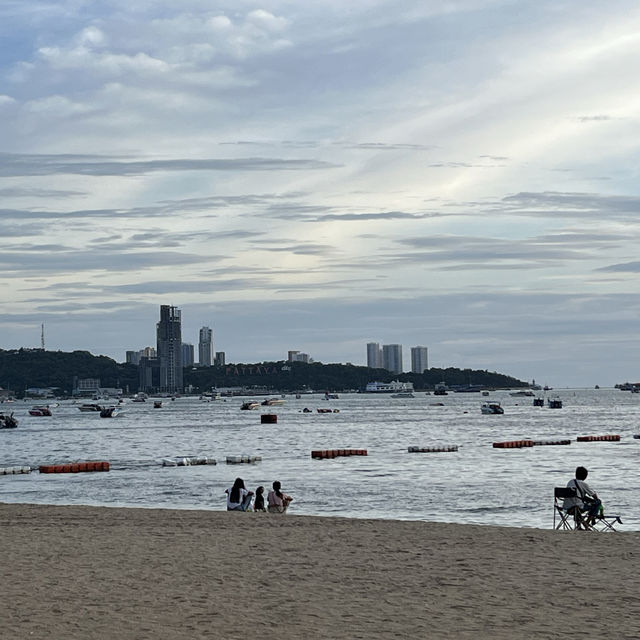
top-left (2, 0), bottom-right (640, 387)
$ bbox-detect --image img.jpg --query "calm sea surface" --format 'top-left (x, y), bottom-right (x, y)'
top-left (1, 389), bottom-right (638, 530)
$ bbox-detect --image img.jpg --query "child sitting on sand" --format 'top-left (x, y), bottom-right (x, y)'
top-left (254, 486), bottom-right (266, 512)
top-left (267, 480), bottom-right (293, 513)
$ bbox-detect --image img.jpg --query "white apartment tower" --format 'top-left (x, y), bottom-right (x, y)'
top-left (366, 342), bottom-right (383, 368)
top-left (411, 346), bottom-right (429, 374)
top-left (382, 344), bottom-right (403, 374)
top-left (199, 326), bottom-right (213, 367)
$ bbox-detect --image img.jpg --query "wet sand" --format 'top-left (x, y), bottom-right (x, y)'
top-left (1, 503), bottom-right (639, 639)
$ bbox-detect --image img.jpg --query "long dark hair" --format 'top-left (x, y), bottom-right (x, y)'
top-left (230, 477), bottom-right (245, 503)
top-left (273, 480), bottom-right (283, 499)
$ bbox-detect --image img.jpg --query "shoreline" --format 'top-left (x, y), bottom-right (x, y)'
top-left (2, 502), bottom-right (639, 639)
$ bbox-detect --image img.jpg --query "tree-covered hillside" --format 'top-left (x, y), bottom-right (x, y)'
top-left (0, 349), bottom-right (138, 396)
top-left (0, 349), bottom-right (528, 397)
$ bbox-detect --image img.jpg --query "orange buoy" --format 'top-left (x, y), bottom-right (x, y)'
top-left (39, 461), bottom-right (110, 474)
top-left (311, 449), bottom-right (367, 459)
top-left (492, 440), bottom-right (534, 449)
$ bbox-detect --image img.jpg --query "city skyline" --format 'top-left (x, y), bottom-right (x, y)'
top-left (3, 2), bottom-right (640, 388)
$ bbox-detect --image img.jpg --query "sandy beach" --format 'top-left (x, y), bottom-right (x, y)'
top-left (1, 503), bottom-right (639, 639)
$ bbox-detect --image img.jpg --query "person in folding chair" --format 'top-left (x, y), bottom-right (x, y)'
top-left (562, 466), bottom-right (602, 530)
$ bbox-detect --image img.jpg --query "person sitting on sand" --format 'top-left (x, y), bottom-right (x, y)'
top-left (563, 466), bottom-right (602, 528)
top-left (253, 486), bottom-right (266, 512)
top-left (267, 480), bottom-right (293, 513)
top-left (225, 477), bottom-right (254, 512)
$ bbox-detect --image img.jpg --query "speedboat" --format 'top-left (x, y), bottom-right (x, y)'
top-left (78, 403), bottom-right (103, 412)
top-left (547, 397), bottom-right (563, 409)
top-left (100, 406), bottom-right (125, 418)
top-left (481, 402), bottom-right (504, 415)
top-left (153, 400), bottom-right (163, 408)
top-left (0, 413), bottom-right (18, 428)
top-left (533, 397), bottom-right (545, 407)
top-left (261, 398), bottom-right (284, 406)
top-left (240, 401), bottom-right (260, 410)
top-left (29, 405), bottom-right (52, 416)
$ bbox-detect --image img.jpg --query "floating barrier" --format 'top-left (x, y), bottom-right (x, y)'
top-left (39, 461), bottom-right (110, 473)
top-left (261, 414), bottom-right (277, 424)
top-left (162, 456), bottom-right (216, 467)
top-left (0, 466), bottom-right (31, 475)
top-left (408, 446), bottom-right (458, 453)
top-left (576, 435), bottom-right (620, 442)
top-left (634, 435), bottom-right (640, 440)
top-left (492, 440), bottom-right (534, 449)
top-left (226, 455), bottom-right (262, 464)
top-left (311, 449), bottom-right (368, 459)
top-left (532, 440), bottom-right (571, 446)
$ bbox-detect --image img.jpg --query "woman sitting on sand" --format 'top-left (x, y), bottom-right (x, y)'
top-left (226, 477), bottom-right (254, 512)
top-left (267, 480), bottom-right (293, 513)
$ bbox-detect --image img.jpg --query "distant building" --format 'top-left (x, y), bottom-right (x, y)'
top-left (72, 377), bottom-right (100, 396)
top-left (288, 350), bottom-right (300, 362)
top-left (411, 346), bottom-right (429, 374)
top-left (291, 352), bottom-right (311, 363)
top-left (182, 343), bottom-right (195, 367)
top-left (382, 344), bottom-right (403, 374)
top-left (199, 326), bottom-right (213, 367)
top-left (126, 347), bottom-right (156, 366)
top-left (157, 305), bottom-right (183, 393)
top-left (214, 351), bottom-right (226, 367)
top-left (366, 342), bottom-right (382, 368)
top-left (139, 356), bottom-right (161, 392)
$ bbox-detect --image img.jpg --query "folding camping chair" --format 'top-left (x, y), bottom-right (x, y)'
top-left (553, 487), bottom-right (622, 532)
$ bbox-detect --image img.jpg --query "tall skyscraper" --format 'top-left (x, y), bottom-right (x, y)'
top-left (411, 346), bottom-right (429, 374)
top-left (199, 326), bottom-right (213, 366)
top-left (366, 342), bottom-right (382, 368)
top-left (382, 344), bottom-right (403, 374)
top-left (214, 351), bottom-right (226, 367)
top-left (182, 342), bottom-right (195, 367)
top-left (157, 305), bottom-right (183, 393)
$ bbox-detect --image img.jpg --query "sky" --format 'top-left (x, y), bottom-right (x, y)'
top-left (2, 0), bottom-right (640, 388)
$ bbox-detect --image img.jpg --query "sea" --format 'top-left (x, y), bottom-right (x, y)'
top-left (1, 388), bottom-right (637, 531)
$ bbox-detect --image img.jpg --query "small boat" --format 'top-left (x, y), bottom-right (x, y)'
top-left (240, 401), bottom-right (260, 410)
top-left (78, 403), bottom-right (103, 412)
top-left (547, 397), bottom-right (563, 409)
top-left (154, 400), bottom-right (163, 409)
top-left (0, 413), bottom-right (18, 429)
top-left (533, 397), bottom-right (545, 407)
top-left (481, 391), bottom-right (490, 396)
top-left (391, 392), bottom-right (414, 398)
top-left (510, 390), bottom-right (534, 397)
top-left (324, 392), bottom-right (339, 400)
top-left (261, 398), bottom-right (284, 406)
top-left (132, 393), bottom-right (147, 403)
top-left (481, 402), bottom-right (504, 415)
top-left (434, 382), bottom-right (448, 396)
top-left (29, 405), bottom-right (52, 416)
top-left (100, 406), bottom-right (124, 418)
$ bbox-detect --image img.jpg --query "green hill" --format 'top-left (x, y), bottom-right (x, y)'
top-left (0, 349), bottom-right (527, 397)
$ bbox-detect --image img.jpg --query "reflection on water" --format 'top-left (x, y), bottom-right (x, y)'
top-left (1, 389), bottom-right (638, 530)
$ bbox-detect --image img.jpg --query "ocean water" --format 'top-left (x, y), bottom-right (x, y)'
top-left (1, 389), bottom-right (638, 530)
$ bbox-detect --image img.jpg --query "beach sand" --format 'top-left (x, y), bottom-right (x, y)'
top-left (1, 503), bottom-right (639, 639)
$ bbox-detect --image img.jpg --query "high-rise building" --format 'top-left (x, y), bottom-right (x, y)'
top-left (411, 346), bottom-right (429, 374)
top-left (157, 305), bottom-right (183, 393)
top-left (288, 350), bottom-right (300, 362)
top-left (182, 342), bottom-right (195, 367)
top-left (382, 344), bottom-right (403, 374)
top-left (214, 351), bottom-right (226, 367)
top-left (199, 326), bottom-right (213, 367)
top-left (366, 342), bottom-right (382, 368)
